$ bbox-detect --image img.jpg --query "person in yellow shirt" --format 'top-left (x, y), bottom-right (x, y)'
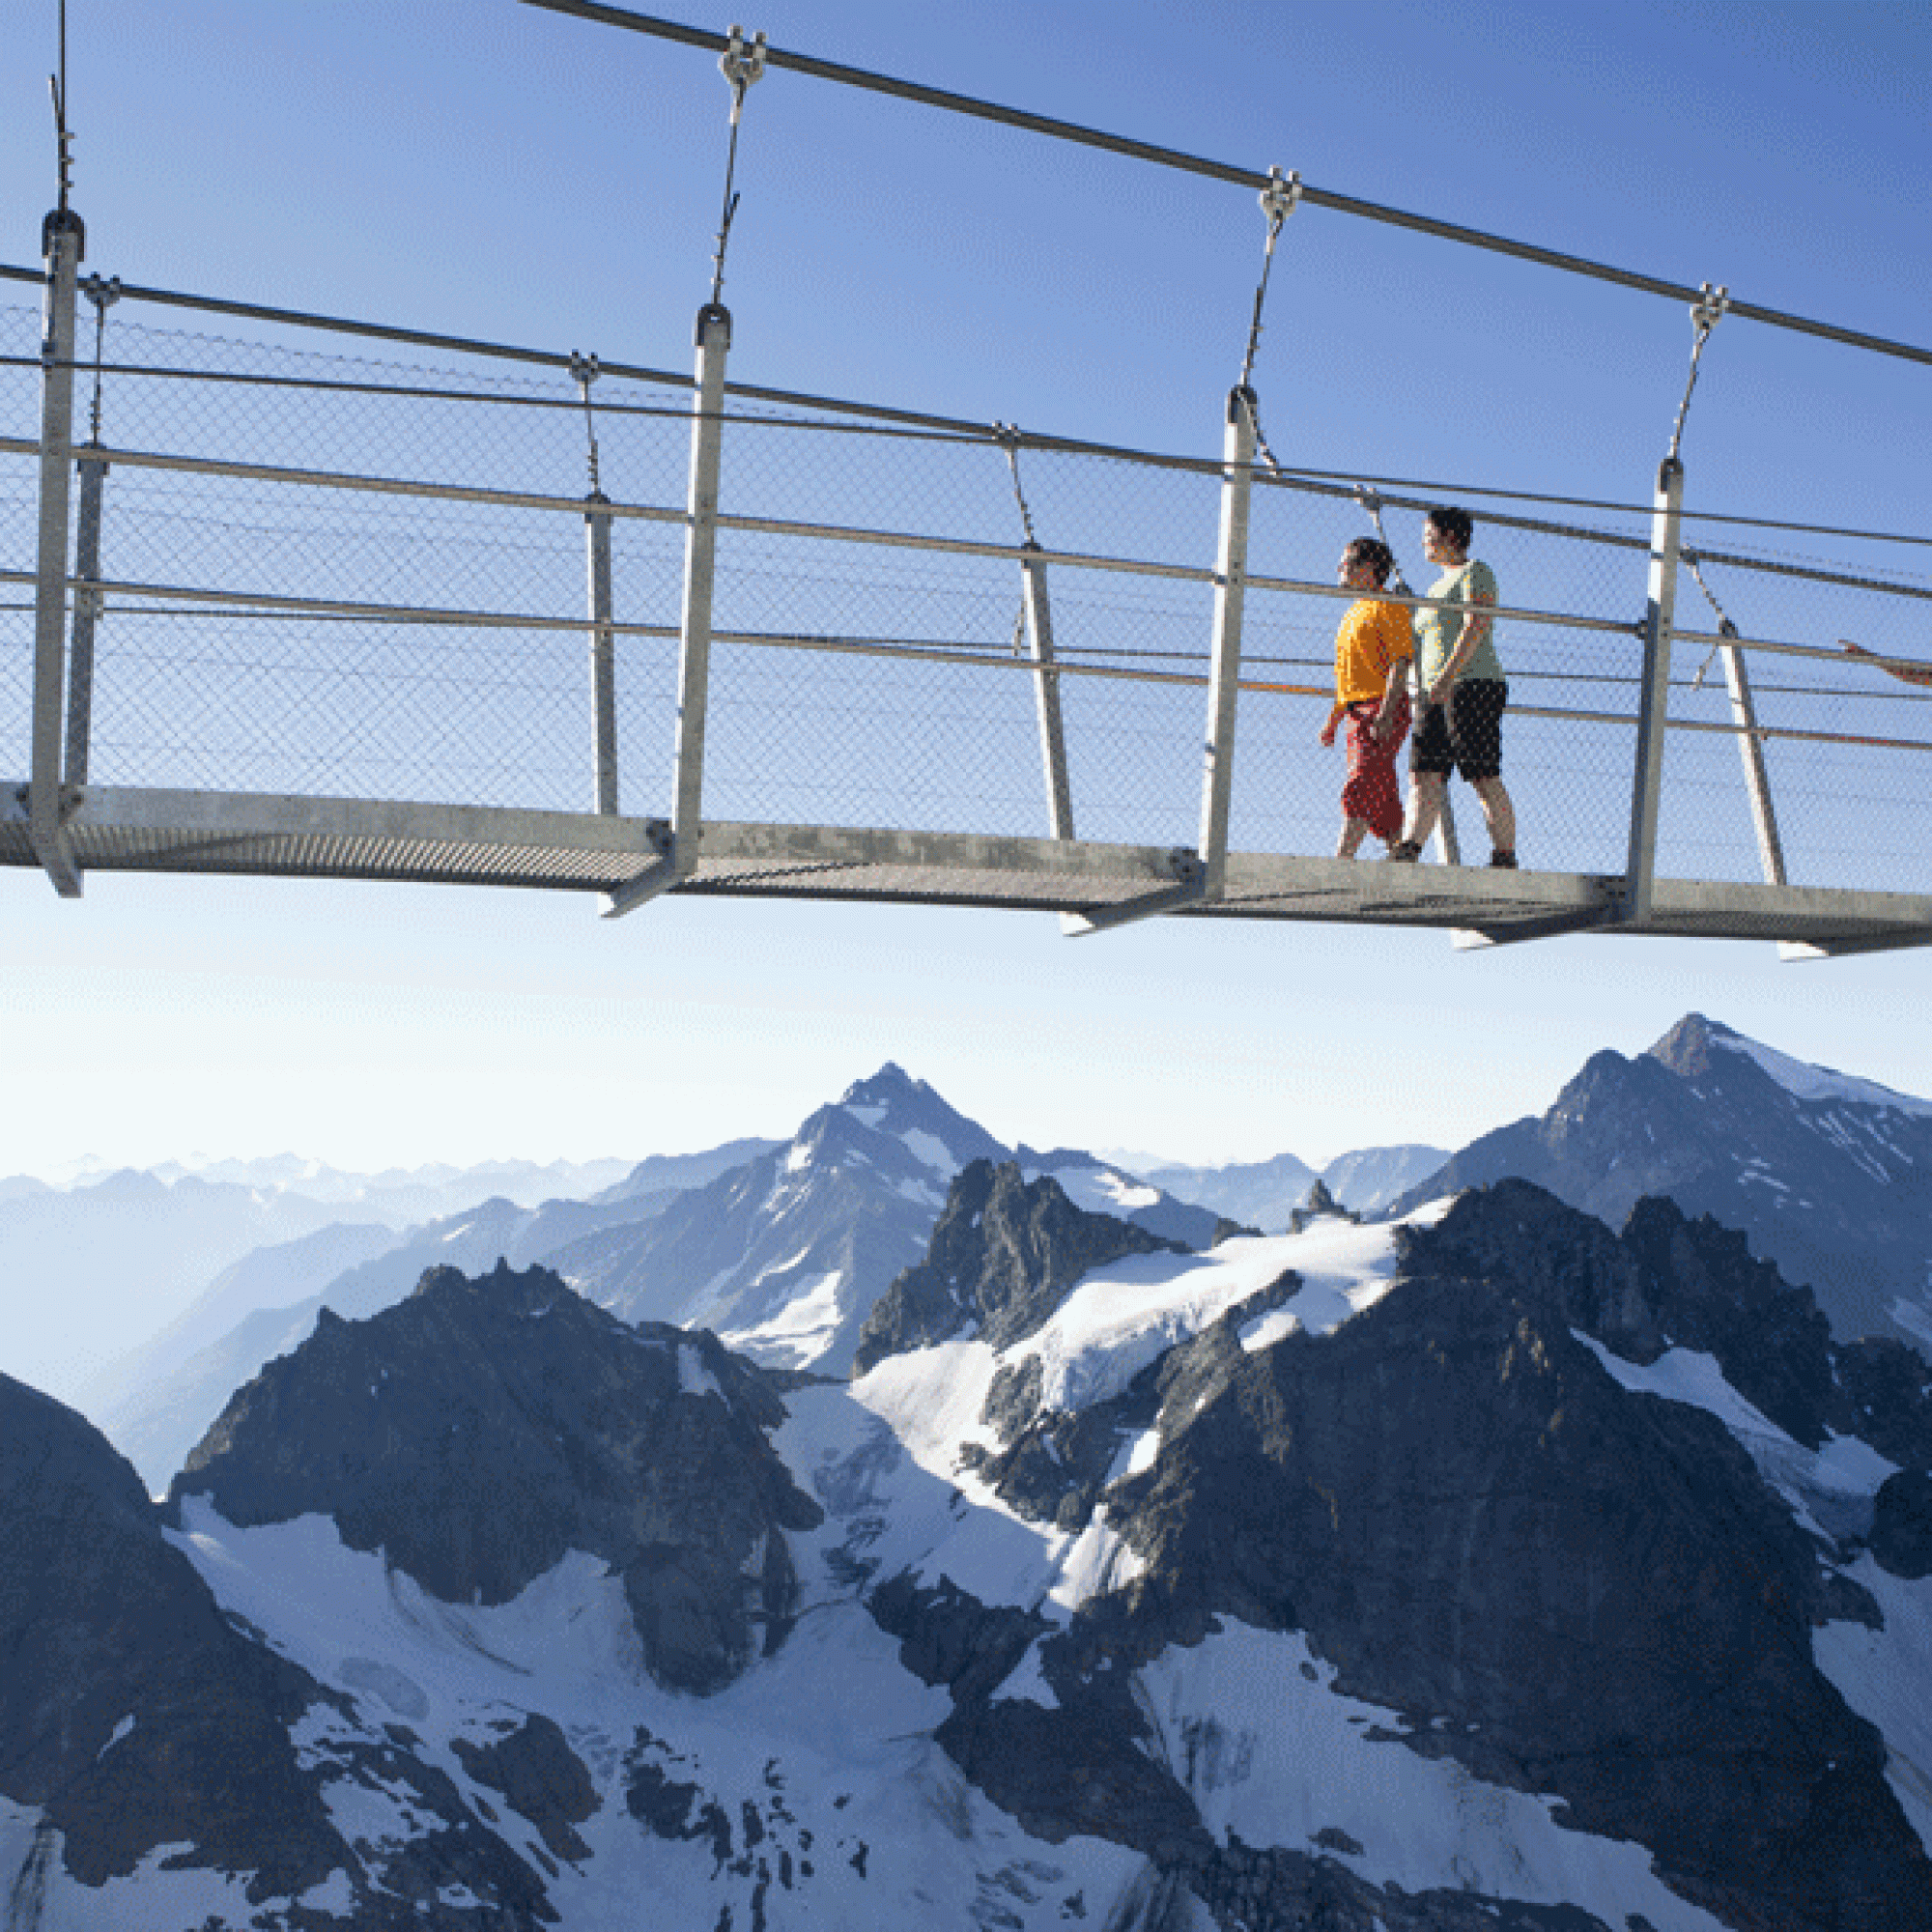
top-left (1319, 537), bottom-right (1414, 858)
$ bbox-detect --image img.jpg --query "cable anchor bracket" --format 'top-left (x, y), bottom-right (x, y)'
top-left (719, 23), bottom-right (768, 117)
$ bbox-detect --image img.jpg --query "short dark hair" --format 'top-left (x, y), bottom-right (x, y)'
top-left (1344, 536), bottom-right (1394, 586)
top-left (1425, 506), bottom-right (1474, 551)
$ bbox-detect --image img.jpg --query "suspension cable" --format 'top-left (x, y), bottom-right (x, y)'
top-left (519, 0), bottom-right (1932, 370)
top-left (569, 350), bottom-right (604, 493)
top-left (710, 24), bottom-right (767, 306)
top-left (1667, 283), bottom-right (1728, 464)
top-left (1237, 168), bottom-right (1301, 391)
top-left (49, 0), bottom-right (73, 213)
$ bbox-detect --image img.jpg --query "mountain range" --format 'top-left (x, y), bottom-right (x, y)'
top-left (5, 1153), bottom-right (1928, 1929)
top-left (64, 1068), bottom-right (1426, 1492)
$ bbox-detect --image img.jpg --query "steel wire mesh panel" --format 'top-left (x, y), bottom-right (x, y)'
top-left (2, 304), bottom-right (43, 775)
top-left (1664, 543), bottom-right (1932, 898)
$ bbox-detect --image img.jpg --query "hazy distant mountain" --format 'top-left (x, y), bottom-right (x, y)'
top-left (588, 1138), bottom-right (783, 1205)
top-left (77, 1220), bottom-right (400, 1425)
top-left (1390, 1012), bottom-right (1932, 1356)
top-left (0, 1171), bottom-right (367, 1406)
top-left (1139, 1144), bottom-right (1447, 1232)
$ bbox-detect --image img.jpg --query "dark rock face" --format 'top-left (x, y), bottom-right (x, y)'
top-left (851, 1161), bottom-right (1183, 1377)
top-left (0, 1373), bottom-right (341, 1892)
top-left (1871, 1469), bottom-right (1932, 1579)
top-left (452, 1715), bottom-right (598, 1863)
top-left (1390, 1012), bottom-right (1932, 1358)
top-left (171, 1260), bottom-right (823, 1692)
top-left (1833, 1337), bottom-right (1932, 1469)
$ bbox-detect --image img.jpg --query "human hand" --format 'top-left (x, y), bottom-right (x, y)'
top-left (1319, 724), bottom-right (1337, 748)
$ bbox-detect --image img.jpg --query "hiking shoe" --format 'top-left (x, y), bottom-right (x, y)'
top-left (1384, 840), bottom-right (1422, 864)
top-left (1489, 849), bottom-right (1519, 868)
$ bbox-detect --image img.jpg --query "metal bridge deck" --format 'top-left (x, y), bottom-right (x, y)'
top-left (7, 787), bottom-right (1926, 955)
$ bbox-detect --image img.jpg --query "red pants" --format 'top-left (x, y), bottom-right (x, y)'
top-left (1341, 697), bottom-right (1409, 840)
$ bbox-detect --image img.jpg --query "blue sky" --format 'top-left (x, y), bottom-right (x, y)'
top-left (2, 0), bottom-right (1928, 1173)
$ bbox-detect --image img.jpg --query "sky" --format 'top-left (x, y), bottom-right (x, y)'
top-left (2, 0), bottom-right (1928, 1175)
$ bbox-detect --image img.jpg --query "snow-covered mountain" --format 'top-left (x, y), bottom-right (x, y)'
top-left (552, 1065), bottom-right (1224, 1377)
top-left (1390, 1012), bottom-right (1932, 1357)
top-left (7, 1173), bottom-right (1929, 1928)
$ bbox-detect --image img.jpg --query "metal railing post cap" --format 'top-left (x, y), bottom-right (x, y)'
top-left (1658, 453), bottom-right (1684, 492)
top-left (1228, 384), bottom-right (1256, 425)
top-left (41, 206), bottom-right (83, 260)
top-left (696, 301), bottom-right (733, 348)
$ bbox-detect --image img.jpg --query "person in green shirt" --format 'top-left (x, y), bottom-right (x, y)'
top-left (1386, 507), bottom-right (1519, 867)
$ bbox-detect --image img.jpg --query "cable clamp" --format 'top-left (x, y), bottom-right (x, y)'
top-left (568, 351), bottom-right (601, 389)
top-left (1259, 166), bottom-right (1302, 240)
top-left (80, 273), bottom-right (121, 312)
top-left (1690, 281), bottom-right (1728, 336)
top-left (720, 24), bottom-right (768, 119)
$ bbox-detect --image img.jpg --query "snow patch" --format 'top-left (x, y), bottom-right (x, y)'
top-left (898, 1127), bottom-right (957, 1175)
top-left (1815, 1558), bottom-right (1932, 1853)
top-left (1136, 1623), bottom-right (1730, 1929)
top-left (721, 1270), bottom-right (846, 1365)
top-left (678, 1343), bottom-right (724, 1401)
top-left (1716, 1033), bottom-right (1932, 1118)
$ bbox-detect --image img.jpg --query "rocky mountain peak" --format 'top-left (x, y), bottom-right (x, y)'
top-left (171, 1262), bottom-right (823, 1693)
top-left (850, 1160), bottom-right (1185, 1377)
top-left (1644, 1009), bottom-right (1739, 1078)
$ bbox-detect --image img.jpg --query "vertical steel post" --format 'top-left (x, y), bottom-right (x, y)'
top-left (30, 208), bottom-right (84, 897)
top-left (1020, 547), bottom-right (1075, 840)
top-left (585, 493), bottom-right (619, 815)
top-left (1198, 386), bottom-right (1257, 899)
top-left (1718, 629), bottom-right (1787, 887)
top-left (671, 301), bottom-right (731, 867)
top-left (64, 448), bottom-right (106, 787)
top-left (1624, 456), bottom-right (1685, 922)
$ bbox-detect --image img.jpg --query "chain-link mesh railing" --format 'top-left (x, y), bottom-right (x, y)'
top-left (4, 293), bottom-right (1929, 914)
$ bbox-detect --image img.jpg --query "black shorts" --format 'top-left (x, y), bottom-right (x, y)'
top-left (1411, 678), bottom-right (1507, 781)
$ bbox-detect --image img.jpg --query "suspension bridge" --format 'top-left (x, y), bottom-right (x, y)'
top-left (5, 5), bottom-right (1930, 955)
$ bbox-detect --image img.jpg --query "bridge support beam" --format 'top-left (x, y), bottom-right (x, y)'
top-left (1623, 455), bottom-right (1684, 923)
top-left (585, 491), bottom-right (619, 815)
top-left (30, 208), bottom-right (85, 897)
top-left (1021, 546), bottom-right (1074, 842)
top-left (1198, 384), bottom-right (1256, 900)
top-left (65, 447), bottom-right (107, 788)
top-left (606, 300), bottom-right (730, 918)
